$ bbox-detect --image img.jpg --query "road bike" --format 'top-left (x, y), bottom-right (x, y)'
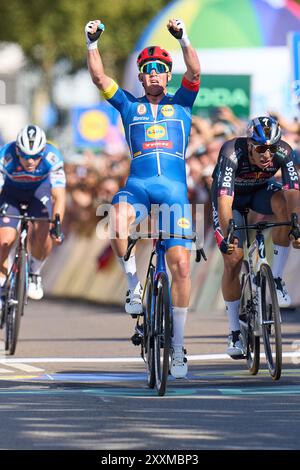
top-left (227, 210), bottom-right (299, 380)
top-left (0, 203), bottom-right (61, 355)
top-left (125, 230), bottom-right (206, 396)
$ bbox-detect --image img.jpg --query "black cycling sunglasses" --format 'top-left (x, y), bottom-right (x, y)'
top-left (253, 144), bottom-right (278, 154)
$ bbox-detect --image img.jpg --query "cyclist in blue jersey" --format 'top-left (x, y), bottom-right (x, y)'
top-left (86, 18), bottom-right (200, 378)
top-left (0, 124), bottom-right (66, 304)
top-left (211, 116), bottom-right (300, 358)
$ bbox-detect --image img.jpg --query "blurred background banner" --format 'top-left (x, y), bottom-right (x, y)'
top-left (124, 0), bottom-right (300, 117)
top-left (71, 103), bottom-right (125, 150)
top-left (169, 74), bottom-right (251, 118)
top-left (289, 31), bottom-right (300, 100)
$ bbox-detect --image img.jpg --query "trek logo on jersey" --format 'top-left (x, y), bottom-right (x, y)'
top-left (137, 104), bottom-right (147, 115)
top-left (177, 217), bottom-right (191, 229)
top-left (161, 104), bottom-right (174, 117)
top-left (145, 123), bottom-right (168, 141)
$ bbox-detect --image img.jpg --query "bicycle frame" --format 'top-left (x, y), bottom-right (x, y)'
top-left (244, 228), bottom-right (269, 336)
top-left (149, 238), bottom-right (172, 344)
top-left (4, 215), bottom-right (30, 305)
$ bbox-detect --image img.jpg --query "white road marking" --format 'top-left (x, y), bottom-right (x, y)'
top-left (0, 351), bottom-right (299, 365)
top-left (8, 363), bottom-right (44, 372)
top-left (0, 368), bottom-right (13, 374)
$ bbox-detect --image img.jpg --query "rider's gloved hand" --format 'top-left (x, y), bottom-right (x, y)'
top-left (289, 227), bottom-right (300, 249)
top-left (167, 18), bottom-right (190, 47)
top-left (50, 226), bottom-right (65, 245)
top-left (214, 228), bottom-right (237, 255)
top-left (85, 20), bottom-right (105, 50)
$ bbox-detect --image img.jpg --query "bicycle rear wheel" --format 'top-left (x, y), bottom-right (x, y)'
top-left (5, 248), bottom-right (26, 355)
top-left (144, 265), bottom-right (155, 389)
top-left (154, 272), bottom-right (171, 396)
top-left (239, 261), bottom-right (260, 374)
top-left (260, 263), bottom-right (282, 380)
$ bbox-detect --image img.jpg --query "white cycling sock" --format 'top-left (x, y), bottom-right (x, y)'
top-left (272, 244), bottom-right (290, 279)
top-left (172, 306), bottom-right (188, 348)
top-left (29, 256), bottom-right (46, 275)
top-left (0, 276), bottom-right (5, 295)
top-left (118, 254), bottom-right (139, 291)
top-left (225, 300), bottom-right (240, 332)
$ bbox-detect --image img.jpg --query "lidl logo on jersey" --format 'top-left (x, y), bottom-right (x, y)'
top-left (161, 105), bottom-right (174, 117)
top-left (177, 218), bottom-right (191, 229)
top-left (145, 123), bottom-right (168, 141)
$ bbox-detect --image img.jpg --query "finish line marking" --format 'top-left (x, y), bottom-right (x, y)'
top-left (0, 351), bottom-right (299, 365)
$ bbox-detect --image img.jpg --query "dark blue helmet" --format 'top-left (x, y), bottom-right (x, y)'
top-left (247, 116), bottom-right (281, 145)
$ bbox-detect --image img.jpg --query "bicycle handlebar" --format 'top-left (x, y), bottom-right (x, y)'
top-left (124, 230), bottom-right (207, 263)
top-left (226, 212), bottom-right (300, 243)
top-left (0, 203), bottom-right (62, 238)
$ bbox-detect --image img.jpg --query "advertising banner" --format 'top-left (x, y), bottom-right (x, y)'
top-left (168, 73), bottom-right (251, 118)
top-left (72, 103), bottom-right (125, 149)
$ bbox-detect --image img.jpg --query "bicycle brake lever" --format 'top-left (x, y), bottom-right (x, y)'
top-left (226, 219), bottom-right (236, 244)
top-left (289, 212), bottom-right (300, 240)
top-left (124, 237), bottom-right (138, 262)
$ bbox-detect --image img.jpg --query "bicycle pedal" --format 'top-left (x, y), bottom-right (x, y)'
top-left (8, 299), bottom-right (18, 306)
top-left (130, 312), bottom-right (144, 319)
top-left (131, 332), bottom-right (142, 346)
top-left (231, 354), bottom-right (246, 360)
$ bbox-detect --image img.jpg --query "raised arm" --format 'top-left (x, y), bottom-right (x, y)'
top-left (85, 20), bottom-right (114, 91)
top-left (167, 19), bottom-right (200, 83)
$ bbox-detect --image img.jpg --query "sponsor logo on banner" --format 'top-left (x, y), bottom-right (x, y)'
top-left (79, 110), bottom-right (109, 142)
top-left (137, 104), bottom-right (147, 115)
top-left (177, 217), bottom-right (191, 229)
top-left (161, 105), bottom-right (174, 117)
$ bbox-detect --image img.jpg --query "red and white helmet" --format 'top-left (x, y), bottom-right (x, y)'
top-left (137, 46), bottom-right (173, 71)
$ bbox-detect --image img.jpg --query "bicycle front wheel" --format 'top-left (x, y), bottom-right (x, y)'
top-left (144, 265), bottom-right (155, 389)
top-left (154, 272), bottom-right (171, 396)
top-left (240, 261), bottom-right (260, 375)
top-left (260, 263), bottom-right (282, 380)
top-left (5, 248), bottom-right (26, 355)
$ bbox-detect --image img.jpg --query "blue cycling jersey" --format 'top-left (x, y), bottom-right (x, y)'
top-left (102, 77), bottom-right (200, 248)
top-left (103, 77), bottom-right (199, 182)
top-left (0, 142), bottom-right (66, 191)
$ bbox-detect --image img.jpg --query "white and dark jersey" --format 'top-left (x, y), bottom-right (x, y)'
top-left (212, 137), bottom-right (299, 197)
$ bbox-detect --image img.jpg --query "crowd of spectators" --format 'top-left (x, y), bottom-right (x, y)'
top-left (62, 106), bottom-right (300, 240)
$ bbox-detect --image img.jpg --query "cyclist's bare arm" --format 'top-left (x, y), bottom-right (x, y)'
top-left (218, 195), bottom-right (234, 236)
top-left (87, 49), bottom-right (113, 91)
top-left (51, 187), bottom-right (66, 222)
top-left (218, 195), bottom-right (237, 254)
top-left (167, 19), bottom-right (200, 83)
top-left (284, 189), bottom-right (300, 248)
top-left (86, 20), bottom-right (113, 91)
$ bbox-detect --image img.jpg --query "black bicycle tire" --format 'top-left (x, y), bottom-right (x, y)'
top-left (5, 248), bottom-right (26, 355)
top-left (154, 272), bottom-right (171, 396)
top-left (145, 265), bottom-right (155, 388)
top-left (240, 260), bottom-right (260, 375)
top-left (260, 263), bottom-right (282, 380)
